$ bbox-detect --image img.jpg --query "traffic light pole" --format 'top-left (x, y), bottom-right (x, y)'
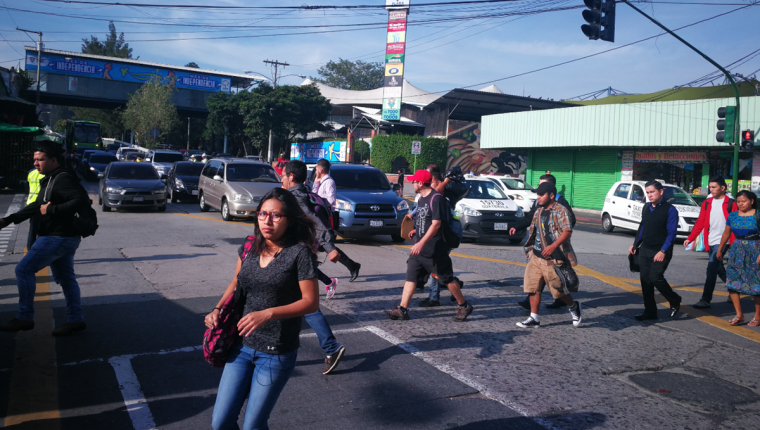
top-left (621, 1), bottom-right (741, 196)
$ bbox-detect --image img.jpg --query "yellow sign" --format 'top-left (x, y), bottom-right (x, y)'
top-left (385, 63), bottom-right (404, 77)
top-left (634, 151), bottom-right (708, 164)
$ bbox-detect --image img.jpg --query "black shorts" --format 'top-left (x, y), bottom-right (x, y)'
top-left (406, 253), bottom-right (455, 285)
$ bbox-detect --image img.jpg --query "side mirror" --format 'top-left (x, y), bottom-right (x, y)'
top-left (392, 183), bottom-right (401, 191)
top-left (144, 158), bottom-right (151, 162)
top-left (213, 175), bottom-right (223, 181)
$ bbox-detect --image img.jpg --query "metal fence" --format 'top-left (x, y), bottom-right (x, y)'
top-left (0, 132), bottom-right (36, 190)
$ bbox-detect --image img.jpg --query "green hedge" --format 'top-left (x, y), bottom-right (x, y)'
top-left (371, 134), bottom-right (447, 173)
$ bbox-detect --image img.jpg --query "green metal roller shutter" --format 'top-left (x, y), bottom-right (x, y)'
top-left (571, 149), bottom-right (619, 210)
top-left (530, 150), bottom-right (574, 203)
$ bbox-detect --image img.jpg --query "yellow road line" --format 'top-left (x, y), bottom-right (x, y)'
top-left (173, 212), bottom-right (250, 226)
top-left (394, 246), bottom-right (760, 344)
top-left (4, 267), bottom-right (61, 428)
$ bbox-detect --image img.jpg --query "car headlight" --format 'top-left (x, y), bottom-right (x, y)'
top-left (516, 207), bottom-right (524, 218)
top-left (460, 205), bottom-right (482, 217)
top-left (153, 188), bottom-right (166, 194)
top-left (175, 178), bottom-right (185, 188)
top-left (106, 187), bottom-right (123, 194)
top-left (336, 199), bottom-right (352, 211)
top-left (232, 193), bottom-right (253, 203)
top-left (396, 200), bottom-right (409, 211)
top-left (89, 167), bottom-right (96, 171)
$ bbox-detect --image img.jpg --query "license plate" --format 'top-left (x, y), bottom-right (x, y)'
top-left (370, 220), bottom-right (383, 227)
top-left (191, 190), bottom-right (198, 195)
top-left (494, 222), bottom-right (508, 231)
top-left (133, 197), bottom-right (144, 202)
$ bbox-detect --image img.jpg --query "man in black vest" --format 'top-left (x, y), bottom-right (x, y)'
top-left (628, 180), bottom-right (682, 321)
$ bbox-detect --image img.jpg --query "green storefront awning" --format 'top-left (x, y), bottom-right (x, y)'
top-left (0, 122), bottom-right (43, 135)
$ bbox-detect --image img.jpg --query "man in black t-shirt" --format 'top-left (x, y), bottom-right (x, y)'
top-left (384, 170), bottom-right (473, 322)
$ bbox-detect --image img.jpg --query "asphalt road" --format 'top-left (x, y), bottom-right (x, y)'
top-left (2, 181), bottom-right (760, 430)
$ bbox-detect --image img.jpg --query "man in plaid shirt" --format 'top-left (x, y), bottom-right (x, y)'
top-left (516, 182), bottom-right (582, 328)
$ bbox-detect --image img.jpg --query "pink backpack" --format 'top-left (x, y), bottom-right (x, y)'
top-left (203, 235), bottom-right (255, 367)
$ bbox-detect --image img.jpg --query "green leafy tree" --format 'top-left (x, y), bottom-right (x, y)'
top-left (203, 90), bottom-right (252, 154)
top-left (313, 58), bottom-right (384, 90)
top-left (53, 119), bottom-right (68, 134)
top-left (122, 77), bottom-right (179, 148)
top-left (185, 62), bottom-right (200, 68)
top-left (81, 21), bottom-right (134, 59)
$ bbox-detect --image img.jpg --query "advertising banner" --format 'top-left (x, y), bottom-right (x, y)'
top-left (26, 52), bottom-right (231, 93)
top-left (388, 21), bottom-right (407, 32)
top-left (384, 76), bottom-right (402, 87)
top-left (382, 98), bottom-right (401, 121)
top-left (381, 5), bottom-right (408, 122)
top-left (387, 31), bottom-right (406, 44)
top-left (386, 0), bottom-right (410, 9)
top-left (386, 53), bottom-right (405, 64)
top-left (389, 10), bottom-right (407, 20)
top-left (386, 43), bottom-right (405, 54)
top-left (384, 64), bottom-right (404, 77)
top-left (634, 151), bottom-right (708, 164)
top-left (383, 86), bottom-right (402, 98)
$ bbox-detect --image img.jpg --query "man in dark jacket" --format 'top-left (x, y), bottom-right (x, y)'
top-left (511, 174), bottom-right (576, 309)
top-left (0, 141), bottom-right (87, 336)
top-left (280, 160), bottom-right (347, 374)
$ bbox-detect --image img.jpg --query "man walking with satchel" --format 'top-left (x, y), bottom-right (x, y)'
top-left (516, 182), bottom-right (582, 328)
top-left (0, 141), bottom-right (88, 336)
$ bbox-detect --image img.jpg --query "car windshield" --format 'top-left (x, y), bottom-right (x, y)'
top-left (332, 169), bottom-right (391, 191)
top-left (225, 164), bottom-right (279, 182)
top-left (663, 186), bottom-right (697, 206)
top-left (120, 149), bottom-right (138, 155)
top-left (74, 124), bottom-right (100, 144)
top-left (463, 180), bottom-right (508, 199)
top-left (83, 151), bottom-right (103, 160)
top-left (176, 163), bottom-right (205, 176)
top-left (75, 147), bottom-right (88, 156)
top-left (90, 155), bottom-right (117, 164)
top-left (153, 153), bottom-right (184, 163)
top-left (108, 164), bottom-right (159, 180)
top-left (499, 178), bottom-right (535, 191)
top-left (107, 144), bottom-right (121, 151)
top-left (127, 153), bottom-right (142, 160)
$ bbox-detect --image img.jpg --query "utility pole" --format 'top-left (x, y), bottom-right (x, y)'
top-left (263, 59), bottom-right (289, 162)
top-left (17, 28), bottom-right (43, 107)
top-left (187, 117), bottom-right (190, 151)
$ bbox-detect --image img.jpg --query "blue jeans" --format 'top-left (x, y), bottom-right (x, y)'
top-left (303, 309), bottom-right (342, 356)
top-left (428, 278), bottom-right (441, 301)
top-left (702, 246), bottom-right (727, 303)
top-left (15, 235), bottom-right (82, 323)
top-left (212, 344), bottom-right (298, 430)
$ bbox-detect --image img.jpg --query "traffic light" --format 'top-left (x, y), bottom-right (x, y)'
top-left (581, 0), bottom-right (615, 42)
top-left (716, 106), bottom-right (736, 144)
top-left (740, 130), bottom-right (755, 151)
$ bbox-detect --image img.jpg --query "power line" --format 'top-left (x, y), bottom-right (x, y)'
top-left (28, 0), bottom-right (558, 10)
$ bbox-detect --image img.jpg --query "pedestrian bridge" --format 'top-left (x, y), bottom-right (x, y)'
top-left (24, 47), bottom-right (265, 117)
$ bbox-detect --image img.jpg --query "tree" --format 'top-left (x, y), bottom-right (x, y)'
top-left (313, 58), bottom-right (384, 90)
top-left (122, 77), bottom-right (179, 148)
top-left (204, 90), bottom-right (251, 154)
top-left (81, 21), bottom-right (134, 59)
top-left (185, 62), bottom-right (200, 68)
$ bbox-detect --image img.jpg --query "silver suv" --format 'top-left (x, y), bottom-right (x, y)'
top-left (144, 150), bottom-right (185, 177)
top-left (198, 159), bottom-right (281, 221)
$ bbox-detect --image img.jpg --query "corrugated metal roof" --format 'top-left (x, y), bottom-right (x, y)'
top-left (481, 96), bottom-right (760, 149)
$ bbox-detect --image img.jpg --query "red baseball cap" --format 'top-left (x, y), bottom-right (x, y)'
top-left (407, 169), bottom-right (432, 184)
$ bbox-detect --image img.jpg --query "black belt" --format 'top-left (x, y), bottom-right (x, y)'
top-left (735, 234), bottom-right (760, 241)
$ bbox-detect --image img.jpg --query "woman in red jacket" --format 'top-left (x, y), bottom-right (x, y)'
top-left (684, 176), bottom-right (737, 309)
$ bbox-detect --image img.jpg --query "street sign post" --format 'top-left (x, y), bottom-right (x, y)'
top-left (412, 140), bottom-right (421, 171)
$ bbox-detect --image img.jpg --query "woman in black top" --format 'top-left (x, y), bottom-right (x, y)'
top-left (205, 188), bottom-right (318, 430)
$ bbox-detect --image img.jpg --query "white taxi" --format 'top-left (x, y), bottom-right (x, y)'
top-left (601, 180), bottom-right (699, 236)
top-left (481, 175), bottom-right (537, 212)
top-left (456, 176), bottom-right (526, 244)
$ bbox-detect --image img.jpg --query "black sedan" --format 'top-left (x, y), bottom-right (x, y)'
top-left (167, 161), bottom-right (204, 203)
top-left (99, 162), bottom-right (168, 212)
top-left (86, 153), bottom-right (117, 181)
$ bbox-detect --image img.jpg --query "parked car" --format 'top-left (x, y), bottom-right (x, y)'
top-left (86, 153), bottom-right (117, 181)
top-left (601, 180), bottom-right (700, 236)
top-left (126, 152), bottom-right (144, 162)
top-left (242, 155), bottom-right (264, 162)
top-left (167, 161), bottom-right (204, 203)
top-left (309, 164), bottom-right (409, 242)
top-left (198, 159), bottom-right (281, 221)
top-left (483, 175), bottom-right (537, 212)
top-left (116, 147), bottom-right (141, 161)
top-left (184, 149), bottom-right (204, 160)
top-left (79, 150), bottom-right (108, 175)
top-left (144, 150), bottom-right (185, 177)
top-left (99, 162), bottom-right (168, 212)
top-left (456, 176), bottom-right (526, 244)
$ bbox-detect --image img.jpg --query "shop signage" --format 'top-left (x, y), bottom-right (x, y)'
top-left (387, 31), bottom-right (406, 43)
top-left (384, 64), bottom-right (404, 76)
top-left (634, 151), bottom-right (708, 164)
top-left (26, 52), bottom-right (232, 93)
top-left (382, 98), bottom-right (400, 121)
top-left (388, 21), bottom-right (407, 32)
top-left (386, 43), bottom-right (405, 54)
top-left (386, 53), bottom-right (405, 63)
top-left (621, 150), bottom-right (634, 181)
top-left (384, 76), bottom-right (401, 87)
top-left (386, 0), bottom-right (410, 9)
top-left (382, 4), bottom-right (409, 122)
top-left (389, 10), bottom-right (407, 20)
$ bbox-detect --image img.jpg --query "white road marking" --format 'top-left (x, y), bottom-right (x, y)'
top-left (12, 194), bottom-right (24, 203)
top-left (109, 356), bottom-right (158, 430)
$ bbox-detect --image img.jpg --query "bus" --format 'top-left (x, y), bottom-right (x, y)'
top-left (66, 120), bottom-right (102, 151)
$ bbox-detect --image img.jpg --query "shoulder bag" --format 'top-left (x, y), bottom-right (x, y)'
top-left (538, 208), bottom-right (579, 292)
top-left (203, 235), bottom-right (255, 367)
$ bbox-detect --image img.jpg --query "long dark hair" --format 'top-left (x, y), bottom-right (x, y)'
top-left (252, 188), bottom-right (316, 256)
top-left (736, 190), bottom-right (758, 210)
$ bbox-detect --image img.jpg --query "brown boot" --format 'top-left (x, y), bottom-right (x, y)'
top-left (0, 318), bottom-right (34, 332)
top-left (52, 321), bottom-right (87, 337)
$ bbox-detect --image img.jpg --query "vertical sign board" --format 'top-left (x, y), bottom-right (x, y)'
top-left (412, 141), bottom-right (421, 155)
top-left (382, 2), bottom-right (410, 121)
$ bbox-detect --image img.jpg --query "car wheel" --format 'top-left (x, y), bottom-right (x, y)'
top-left (199, 192), bottom-right (209, 212)
top-left (602, 213), bottom-right (615, 232)
top-left (390, 233), bottom-right (405, 243)
top-left (101, 200), bottom-right (111, 212)
top-left (509, 238), bottom-right (523, 245)
top-left (170, 187), bottom-right (178, 203)
top-left (157, 205), bottom-right (167, 212)
top-left (221, 199), bottom-right (233, 221)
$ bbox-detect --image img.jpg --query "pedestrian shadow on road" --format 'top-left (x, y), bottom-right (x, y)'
top-left (75, 253), bottom-right (215, 264)
top-left (448, 413), bottom-right (606, 430)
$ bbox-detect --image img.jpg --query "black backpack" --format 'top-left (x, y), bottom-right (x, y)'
top-left (429, 193), bottom-right (461, 249)
top-left (45, 172), bottom-right (99, 238)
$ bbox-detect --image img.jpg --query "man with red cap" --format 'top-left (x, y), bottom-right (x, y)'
top-left (384, 170), bottom-right (473, 322)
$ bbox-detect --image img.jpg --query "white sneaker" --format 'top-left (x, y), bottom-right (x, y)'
top-left (516, 316), bottom-right (540, 328)
top-left (570, 301), bottom-right (582, 327)
top-left (326, 278), bottom-right (338, 300)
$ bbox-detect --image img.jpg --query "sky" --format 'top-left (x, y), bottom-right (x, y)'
top-left (1, 0), bottom-right (758, 101)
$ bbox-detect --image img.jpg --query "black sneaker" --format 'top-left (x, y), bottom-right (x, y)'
top-left (384, 306), bottom-right (409, 320)
top-left (546, 299), bottom-right (568, 309)
top-left (349, 263), bottom-right (361, 282)
top-left (322, 346), bottom-right (346, 375)
top-left (454, 303), bottom-right (473, 322)
top-left (516, 316), bottom-right (540, 328)
top-left (569, 302), bottom-right (582, 327)
top-left (517, 298), bottom-right (531, 310)
top-left (52, 321), bottom-right (87, 336)
top-left (0, 318), bottom-right (34, 332)
top-left (418, 298), bottom-right (440, 307)
top-left (693, 299), bottom-right (711, 309)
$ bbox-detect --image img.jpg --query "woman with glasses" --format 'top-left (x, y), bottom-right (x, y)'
top-left (205, 187), bottom-right (319, 430)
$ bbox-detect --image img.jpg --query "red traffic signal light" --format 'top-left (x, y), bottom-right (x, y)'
top-left (744, 130), bottom-right (754, 141)
top-left (740, 129), bottom-right (755, 151)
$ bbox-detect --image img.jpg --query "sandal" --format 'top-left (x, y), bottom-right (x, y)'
top-left (748, 319), bottom-right (760, 327)
top-left (728, 316), bottom-right (745, 326)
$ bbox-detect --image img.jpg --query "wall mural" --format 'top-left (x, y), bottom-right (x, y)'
top-left (446, 120), bottom-right (527, 176)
